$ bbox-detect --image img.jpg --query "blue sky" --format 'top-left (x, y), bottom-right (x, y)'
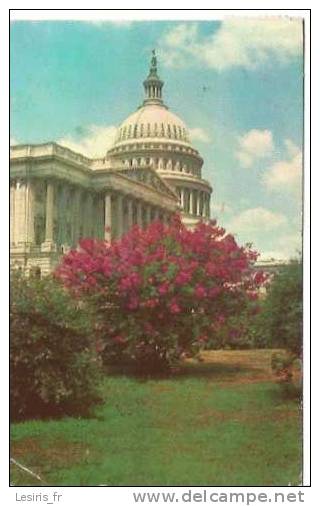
top-left (10, 19), bottom-right (304, 260)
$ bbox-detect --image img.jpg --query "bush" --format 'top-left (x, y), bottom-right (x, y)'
top-left (254, 260), bottom-right (303, 354)
top-left (253, 259), bottom-right (303, 395)
top-left (56, 216), bottom-right (265, 373)
top-left (10, 272), bottom-right (102, 420)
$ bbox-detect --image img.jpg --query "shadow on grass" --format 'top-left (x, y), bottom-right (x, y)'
top-left (104, 360), bottom-right (262, 383)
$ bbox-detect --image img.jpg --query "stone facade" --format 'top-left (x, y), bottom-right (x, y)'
top-left (10, 52), bottom-right (213, 275)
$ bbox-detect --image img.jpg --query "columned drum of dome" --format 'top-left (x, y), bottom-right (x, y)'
top-left (107, 51), bottom-right (212, 227)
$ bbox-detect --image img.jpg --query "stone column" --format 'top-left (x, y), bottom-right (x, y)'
top-left (190, 190), bottom-right (196, 215)
top-left (181, 187), bottom-right (185, 211)
top-left (25, 180), bottom-right (35, 244)
top-left (127, 198), bottom-right (134, 231)
top-left (10, 181), bottom-right (16, 245)
top-left (154, 208), bottom-right (160, 221)
top-left (14, 180), bottom-right (28, 244)
top-left (202, 193), bottom-right (206, 218)
top-left (87, 192), bottom-right (94, 237)
top-left (59, 185), bottom-right (68, 245)
top-left (185, 190), bottom-right (190, 214)
top-left (197, 191), bottom-right (201, 216)
top-left (104, 192), bottom-right (112, 242)
top-left (41, 180), bottom-right (55, 251)
top-left (201, 192), bottom-right (205, 217)
top-left (145, 204), bottom-right (152, 225)
top-left (206, 194), bottom-right (210, 218)
top-left (96, 195), bottom-right (103, 239)
top-left (202, 193), bottom-right (207, 217)
top-left (82, 192), bottom-right (89, 238)
top-left (115, 193), bottom-right (124, 238)
top-left (136, 200), bottom-right (143, 228)
top-left (73, 187), bottom-right (82, 246)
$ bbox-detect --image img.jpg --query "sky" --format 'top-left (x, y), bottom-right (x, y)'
top-left (10, 18), bottom-right (304, 261)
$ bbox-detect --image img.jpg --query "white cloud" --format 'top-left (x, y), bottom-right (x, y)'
top-left (189, 127), bottom-right (211, 143)
top-left (263, 139), bottom-right (302, 194)
top-left (236, 129), bottom-right (274, 168)
top-left (57, 125), bottom-right (117, 158)
top-left (257, 232), bottom-right (302, 261)
top-left (227, 207), bottom-right (287, 234)
top-left (160, 18), bottom-right (302, 71)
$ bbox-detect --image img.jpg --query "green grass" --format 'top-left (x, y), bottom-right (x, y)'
top-left (10, 350), bottom-right (302, 486)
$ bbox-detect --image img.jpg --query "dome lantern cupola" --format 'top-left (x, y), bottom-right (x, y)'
top-left (143, 50), bottom-right (164, 106)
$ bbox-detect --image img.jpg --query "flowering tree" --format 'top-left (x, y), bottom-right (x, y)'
top-left (56, 216), bottom-right (266, 372)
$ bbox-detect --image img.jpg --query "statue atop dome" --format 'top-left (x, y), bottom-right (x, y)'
top-left (150, 49), bottom-right (157, 73)
top-left (143, 50), bottom-right (164, 106)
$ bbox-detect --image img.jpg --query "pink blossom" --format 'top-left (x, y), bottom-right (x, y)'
top-left (170, 302), bottom-right (181, 314)
top-left (158, 282), bottom-right (170, 295)
top-left (195, 284), bottom-right (206, 298)
top-left (145, 298), bottom-right (159, 308)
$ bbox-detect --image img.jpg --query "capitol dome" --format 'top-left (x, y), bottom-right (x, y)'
top-left (107, 50), bottom-right (212, 227)
top-left (114, 104), bottom-right (191, 146)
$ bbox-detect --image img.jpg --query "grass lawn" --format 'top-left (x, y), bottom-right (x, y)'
top-left (10, 349), bottom-right (302, 486)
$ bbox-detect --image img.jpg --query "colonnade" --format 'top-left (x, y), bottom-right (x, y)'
top-left (177, 187), bottom-right (210, 218)
top-left (122, 157), bottom-right (201, 177)
top-left (10, 178), bottom-right (172, 250)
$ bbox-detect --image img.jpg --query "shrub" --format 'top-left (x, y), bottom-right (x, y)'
top-left (262, 260), bottom-right (303, 355)
top-left (253, 259), bottom-right (303, 395)
top-left (56, 216), bottom-right (265, 373)
top-left (10, 271), bottom-right (102, 420)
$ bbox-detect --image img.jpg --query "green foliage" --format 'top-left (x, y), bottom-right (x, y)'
top-left (256, 260), bottom-right (303, 355)
top-left (10, 271), bottom-right (102, 420)
top-left (251, 260), bottom-right (303, 397)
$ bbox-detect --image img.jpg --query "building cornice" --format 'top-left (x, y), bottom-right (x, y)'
top-left (10, 143), bottom-right (179, 209)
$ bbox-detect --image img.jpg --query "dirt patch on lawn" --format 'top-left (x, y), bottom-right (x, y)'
top-left (11, 437), bottom-right (92, 470)
top-left (183, 349), bottom-right (301, 386)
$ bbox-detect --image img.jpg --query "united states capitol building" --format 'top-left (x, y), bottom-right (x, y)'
top-left (10, 51), bottom-right (212, 275)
